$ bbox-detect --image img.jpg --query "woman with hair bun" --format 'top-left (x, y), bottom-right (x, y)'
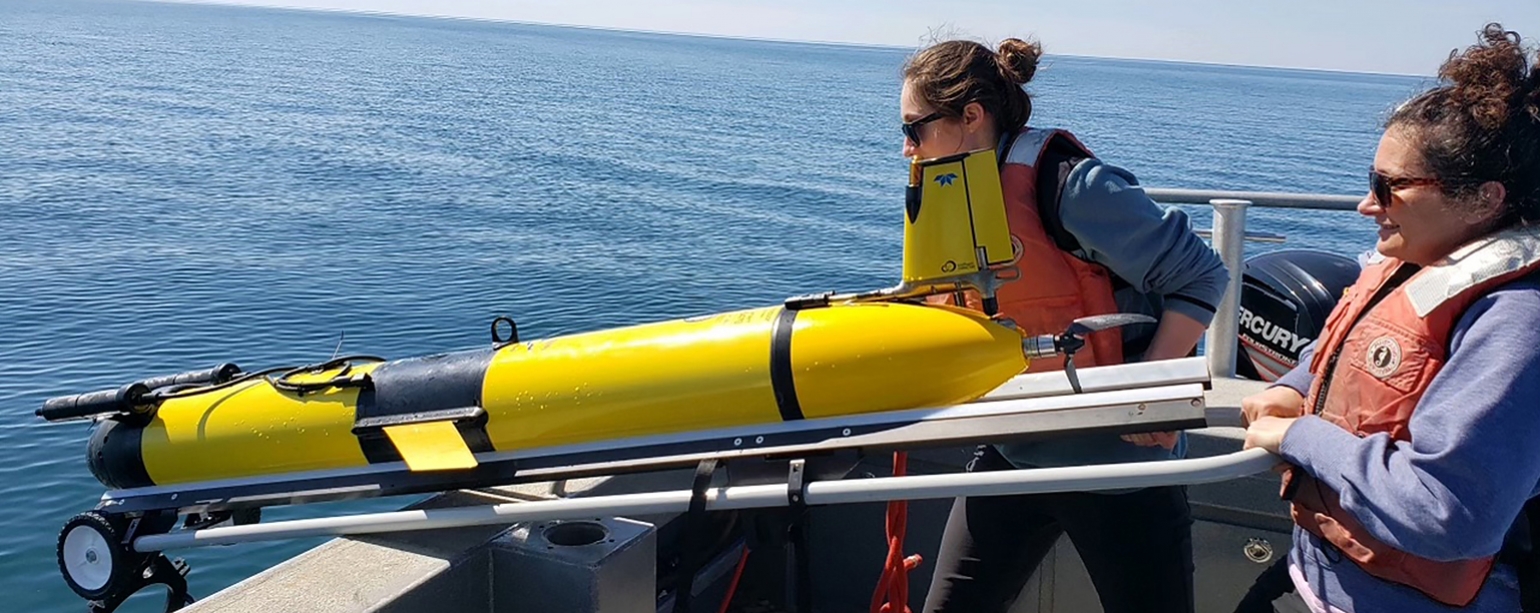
top-left (1240, 22), bottom-right (1540, 612)
top-left (902, 36), bottom-right (1229, 613)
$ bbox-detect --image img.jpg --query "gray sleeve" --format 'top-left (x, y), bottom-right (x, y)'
top-left (1056, 158), bottom-right (1230, 326)
top-left (1272, 341), bottom-right (1317, 396)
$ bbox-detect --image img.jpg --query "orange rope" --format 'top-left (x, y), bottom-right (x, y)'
top-left (869, 451), bottom-right (922, 613)
top-left (717, 545), bottom-right (751, 613)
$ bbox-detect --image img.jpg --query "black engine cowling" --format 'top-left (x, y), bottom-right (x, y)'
top-left (1233, 249), bottom-right (1363, 382)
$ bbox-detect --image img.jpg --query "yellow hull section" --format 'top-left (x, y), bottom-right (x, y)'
top-left (125, 302), bottom-right (1027, 487)
top-left (141, 365), bottom-right (381, 485)
top-left (481, 303), bottom-right (1026, 449)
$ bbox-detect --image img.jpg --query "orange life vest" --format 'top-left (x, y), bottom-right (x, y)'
top-left (1288, 225), bottom-right (1540, 606)
top-left (945, 127), bottom-right (1124, 373)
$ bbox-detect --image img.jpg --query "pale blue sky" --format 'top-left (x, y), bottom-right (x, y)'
top-left (168, 0), bottom-right (1538, 75)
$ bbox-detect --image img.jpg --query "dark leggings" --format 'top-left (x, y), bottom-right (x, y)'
top-left (922, 446), bottom-right (1197, 613)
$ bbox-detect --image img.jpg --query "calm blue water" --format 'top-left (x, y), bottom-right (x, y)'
top-left (0, 0), bottom-right (1432, 610)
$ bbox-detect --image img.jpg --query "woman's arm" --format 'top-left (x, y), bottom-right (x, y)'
top-left (1056, 158), bottom-right (1230, 346)
top-left (1054, 159), bottom-right (1229, 448)
top-left (1272, 341), bottom-right (1316, 395)
top-left (1143, 309), bottom-right (1208, 360)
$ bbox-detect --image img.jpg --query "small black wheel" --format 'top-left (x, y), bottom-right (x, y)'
top-left (57, 511), bottom-right (134, 601)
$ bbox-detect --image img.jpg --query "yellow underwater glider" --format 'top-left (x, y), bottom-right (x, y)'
top-left (38, 148), bottom-right (1210, 612)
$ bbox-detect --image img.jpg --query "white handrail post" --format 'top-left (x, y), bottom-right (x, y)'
top-left (1205, 199), bottom-right (1250, 379)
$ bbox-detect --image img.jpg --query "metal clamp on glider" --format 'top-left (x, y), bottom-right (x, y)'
top-left (1022, 314), bottom-right (1157, 393)
top-left (36, 363), bottom-right (245, 424)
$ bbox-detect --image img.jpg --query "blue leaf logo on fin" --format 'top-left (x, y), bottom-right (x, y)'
top-left (935, 173), bottom-right (957, 187)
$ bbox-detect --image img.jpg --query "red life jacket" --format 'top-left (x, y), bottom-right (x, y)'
top-left (1288, 225), bottom-right (1540, 606)
top-left (946, 127), bottom-right (1124, 373)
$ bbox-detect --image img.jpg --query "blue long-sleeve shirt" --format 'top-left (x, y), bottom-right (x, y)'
top-left (996, 156), bottom-right (1230, 470)
top-left (1270, 277), bottom-right (1540, 612)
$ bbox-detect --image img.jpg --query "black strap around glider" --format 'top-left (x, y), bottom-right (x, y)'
top-left (784, 459), bottom-right (812, 613)
top-left (671, 458), bottom-right (719, 613)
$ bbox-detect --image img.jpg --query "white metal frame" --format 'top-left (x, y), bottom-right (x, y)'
top-left (123, 356), bottom-right (1288, 553)
top-left (134, 446), bottom-right (1278, 551)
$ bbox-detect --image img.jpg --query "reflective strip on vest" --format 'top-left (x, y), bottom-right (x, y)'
top-left (1004, 128), bottom-right (1057, 166)
top-left (1405, 226), bottom-right (1540, 317)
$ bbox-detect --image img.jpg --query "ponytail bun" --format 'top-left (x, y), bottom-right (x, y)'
top-left (1439, 23), bottom-right (1529, 130)
top-left (1388, 22), bottom-right (1540, 226)
top-left (903, 37), bottom-right (1039, 132)
top-left (995, 38), bottom-right (1042, 85)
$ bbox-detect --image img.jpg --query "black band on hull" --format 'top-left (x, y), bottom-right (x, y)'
top-left (769, 307), bottom-right (804, 421)
top-left (354, 348), bottom-right (498, 463)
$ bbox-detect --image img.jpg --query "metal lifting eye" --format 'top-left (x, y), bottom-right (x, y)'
top-left (491, 316), bottom-right (519, 346)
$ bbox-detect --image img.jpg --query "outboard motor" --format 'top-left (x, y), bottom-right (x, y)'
top-left (1234, 249), bottom-right (1363, 382)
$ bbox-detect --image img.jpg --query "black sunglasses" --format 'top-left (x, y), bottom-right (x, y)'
top-left (1370, 169), bottom-right (1441, 206)
top-left (902, 111), bottom-right (945, 146)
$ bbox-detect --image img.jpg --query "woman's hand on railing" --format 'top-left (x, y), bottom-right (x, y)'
top-left (1121, 431), bottom-right (1180, 449)
top-left (1243, 416), bottom-right (1299, 456)
top-left (1240, 385), bottom-right (1305, 426)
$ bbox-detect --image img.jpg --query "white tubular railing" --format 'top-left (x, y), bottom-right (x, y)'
top-left (1204, 199), bottom-right (1250, 379)
top-left (1143, 188), bottom-right (1362, 379)
top-left (132, 448), bottom-right (1281, 552)
top-left (1145, 188), bottom-right (1361, 211)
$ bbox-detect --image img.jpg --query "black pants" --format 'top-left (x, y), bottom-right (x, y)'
top-left (922, 446), bottom-right (1196, 613)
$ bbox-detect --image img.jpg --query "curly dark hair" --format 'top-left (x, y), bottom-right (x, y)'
top-left (1389, 23), bottom-right (1540, 224)
top-left (902, 37), bottom-right (1042, 134)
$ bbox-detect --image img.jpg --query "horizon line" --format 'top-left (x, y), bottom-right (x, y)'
top-left (151, 0), bottom-right (1439, 79)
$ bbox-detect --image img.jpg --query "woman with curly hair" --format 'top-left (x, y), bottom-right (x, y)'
top-left (1241, 22), bottom-right (1540, 613)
